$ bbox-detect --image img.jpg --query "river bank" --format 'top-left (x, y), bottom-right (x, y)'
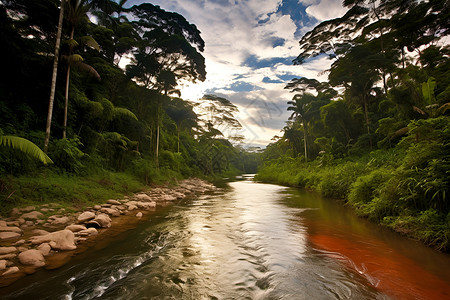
top-left (0, 178), bottom-right (216, 287)
top-left (256, 147), bottom-right (450, 253)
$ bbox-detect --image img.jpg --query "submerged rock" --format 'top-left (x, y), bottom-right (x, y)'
top-left (136, 212), bottom-right (143, 218)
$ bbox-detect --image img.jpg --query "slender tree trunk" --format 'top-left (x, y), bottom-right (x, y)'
top-left (44, 0), bottom-right (65, 153)
top-left (303, 121), bottom-right (308, 162)
top-left (177, 125), bottom-right (180, 153)
top-left (63, 27), bottom-right (75, 139)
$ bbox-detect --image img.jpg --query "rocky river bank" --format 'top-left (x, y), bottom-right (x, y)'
top-left (0, 178), bottom-right (216, 287)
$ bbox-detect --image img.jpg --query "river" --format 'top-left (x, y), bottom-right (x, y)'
top-left (1, 175), bottom-right (450, 299)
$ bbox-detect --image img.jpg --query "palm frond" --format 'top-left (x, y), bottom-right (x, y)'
top-left (73, 61), bottom-right (101, 81)
top-left (113, 107), bottom-right (138, 120)
top-left (0, 136), bottom-right (53, 164)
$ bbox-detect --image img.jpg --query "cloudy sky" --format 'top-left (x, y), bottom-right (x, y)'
top-left (127, 0), bottom-right (348, 148)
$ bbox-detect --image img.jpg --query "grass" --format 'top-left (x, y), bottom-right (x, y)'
top-left (0, 170), bottom-right (146, 217)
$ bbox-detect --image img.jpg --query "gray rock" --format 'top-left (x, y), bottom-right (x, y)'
top-left (18, 249), bottom-right (45, 267)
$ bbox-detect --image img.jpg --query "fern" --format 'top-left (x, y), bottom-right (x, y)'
top-left (0, 135), bottom-right (53, 164)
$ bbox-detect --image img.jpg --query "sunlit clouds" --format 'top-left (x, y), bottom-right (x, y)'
top-left (127, 0), bottom-right (347, 147)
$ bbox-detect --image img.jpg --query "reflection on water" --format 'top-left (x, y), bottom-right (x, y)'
top-left (1, 177), bottom-right (450, 299)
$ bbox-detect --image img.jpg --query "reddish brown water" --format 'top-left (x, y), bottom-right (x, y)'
top-left (1, 177), bottom-right (449, 299)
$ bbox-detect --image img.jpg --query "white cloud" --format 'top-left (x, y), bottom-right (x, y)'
top-left (305, 0), bottom-right (347, 21)
top-left (127, 0), bottom-right (343, 146)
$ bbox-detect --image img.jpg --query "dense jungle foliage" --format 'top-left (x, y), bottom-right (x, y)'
top-left (0, 0), bottom-right (259, 215)
top-left (256, 0), bottom-right (450, 251)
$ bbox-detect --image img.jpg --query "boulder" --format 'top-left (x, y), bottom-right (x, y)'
top-left (99, 207), bottom-right (120, 217)
top-left (127, 204), bottom-right (138, 211)
top-left (30, 230), bottom-right (76, 251)
top-left (136, 212), bottom-right (143, 218)
top-left (77, 211), bottom-right (95, 223)
top-left (0, 226), bottom-right (23, 234)
top-left (37, 243), bottom-right (51, 256)
top-left (136, 201), bottom-right (156, 210)
top-left (0, 221), bottom-right (6, 227)
top-left (77, 228), bottom-right (98, 237)
top-left (21, 211), bottom-right (44, 220)
top-left (93, 205), bottom-right (102, 210)
top-left (18, 249), bottom-right (45, 267)
top-left (107, 199), bottom-right (121, 205)
top-left (65, 224), bottom-right (87, 232)
top-left (2, 266), bottom-right (19, 276)
top-left (0, 232), bottom-right (21, 241)
top-left (134, 193), bottom-right (152, 202)
top-left (86, 214), bottom-right (111, 229)
top-left (50, 216), bottom-right (70, 225)
top-left (0, 247), bottom-right (17, 255)
top-left (94, 214), bottom-right (111, 228)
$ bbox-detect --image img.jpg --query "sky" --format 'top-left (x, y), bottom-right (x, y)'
top-left (127, 0), bottom-right (348, 148)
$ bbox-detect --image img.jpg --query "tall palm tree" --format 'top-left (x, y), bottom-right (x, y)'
top-left (45, 0), bottom-right (66, 153)
top-left (287, 93), bottom-right (315, 161)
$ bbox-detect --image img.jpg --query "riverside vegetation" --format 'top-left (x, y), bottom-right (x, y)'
top-left (0, 0), bottom-right (259, 280)
top-left (256, 1), bottom-right (450, 251)
top-left (0, 0), bottom-right (259, 215)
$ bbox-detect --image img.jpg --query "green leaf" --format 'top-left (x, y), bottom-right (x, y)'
top-left (0, 136), bottom-right (53, 164)
top-left (422, 77), bottom-right (436, 105)
top-left (113, 107), bottom-right (138, 120)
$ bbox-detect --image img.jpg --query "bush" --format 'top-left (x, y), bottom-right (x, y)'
top-left (348, 168), bottom-right (392, 206)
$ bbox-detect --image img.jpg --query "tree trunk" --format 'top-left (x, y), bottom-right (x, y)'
top-left (44, 0), bottom-right (65, 153)
top-left (63, 26), bottom-right (75, 139)
top-left (303, 121), bottom-right (308, 162)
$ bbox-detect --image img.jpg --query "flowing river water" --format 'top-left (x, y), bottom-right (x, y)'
top-left (1, 175), bottom-right (450, 299)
